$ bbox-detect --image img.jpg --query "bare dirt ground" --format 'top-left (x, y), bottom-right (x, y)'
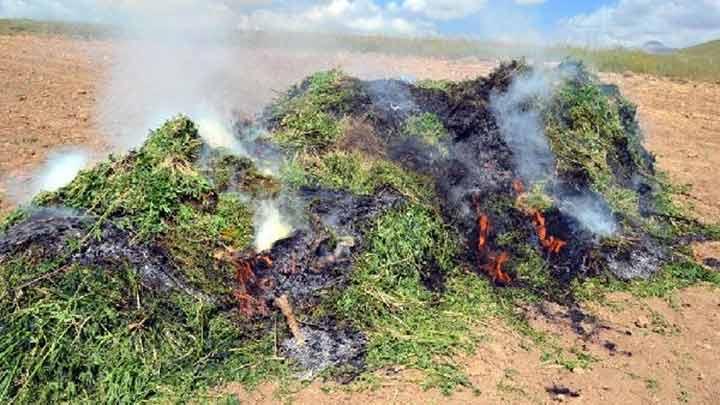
top-left (0, 35), bottom-right (110, 212)
top-left (601, 72), bottom-right (720, 225)
top-left (1, 34), bottom-right (718, 404)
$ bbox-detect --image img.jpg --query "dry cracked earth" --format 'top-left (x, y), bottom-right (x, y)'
top-left (1, 34), bottom-right (719, 404)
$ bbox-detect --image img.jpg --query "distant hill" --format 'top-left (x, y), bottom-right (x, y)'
top-left (0, 18), bottom-right (108, 38)
top-left (681, 39), bottom-right (720, 57)
top-left (642, 40), bottom-right (675, 55)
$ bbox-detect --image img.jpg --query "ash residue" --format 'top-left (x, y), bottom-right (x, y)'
top-left (0, 208), bottom-right (201, 297)
top-left (239, 188), bottom-right (404, 310)
top-left (233, 189), bottom-right (401, 378)
top-left (282, 324), bottom-right (367, 381)
top-left (604, 237), bottom-right (668, 280)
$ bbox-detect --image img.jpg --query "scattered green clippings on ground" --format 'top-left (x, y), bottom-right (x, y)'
top-left (572, 259), bottom-right (720, 302)
top-left (645, 378), bottom-right (660, 393)
top-left (626, 261), bottom-right (720, 298)
top-left (641, 172), bottom-right (720, 241)
top-left (271, 69), bottom-right (357, 151)
top-left (541, 346), bottom-right (597, 372)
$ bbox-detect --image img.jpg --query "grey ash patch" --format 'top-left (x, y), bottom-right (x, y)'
top-left (282, 324), bottom-right (367, 380)
top-left (0, 208), bottom-right (202, 298)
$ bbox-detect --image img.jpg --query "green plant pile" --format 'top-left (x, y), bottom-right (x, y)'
top-left (269, 69), bottom-right (359, 152)
top-left (0, 118), bottom-right (288, 402)
top-left (1, 66), bottom-right (719, 403)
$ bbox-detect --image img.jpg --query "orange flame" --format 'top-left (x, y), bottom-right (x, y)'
top-left (477, 214), bottom-right (491, 251)
top-left (484, 251), bottom-right (512, 285)
top-left (475, 206), bottom-right (512, 285)
top-left (513, 179), bottom-right (567, 255)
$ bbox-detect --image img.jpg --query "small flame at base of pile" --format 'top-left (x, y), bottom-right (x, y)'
top-left (474, 198), bottom-right (512, 285)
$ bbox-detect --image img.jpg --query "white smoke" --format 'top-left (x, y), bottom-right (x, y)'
top-left (490, 68), bottom-right (555, 183)
top-left (253, 199), bottom-right (293, 252)
top-left (491, 66), bottom-right (618, 236)
top-left (31, 149), bottom-right (90, 193)
top-left (195, 114), bottom-right (245, 153)
top-left (558, 194), bottom-right (618, 237)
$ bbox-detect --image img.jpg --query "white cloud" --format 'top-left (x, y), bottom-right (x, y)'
top-left (400, 0), bottom-right (487, 20)
top-left (1, 0), bottom-right (435, 36)
top-left (237, 0), bottom-right (434, 36)
top-left (0, 1), bottom-right (265, 25)
top-left (561, 0), bottom-right (720, 48)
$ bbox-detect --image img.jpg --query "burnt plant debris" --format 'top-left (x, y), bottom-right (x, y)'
top-left (1, 60), bottom-right (719, 402)
top-left (0, 208), bottom-right (198, 298)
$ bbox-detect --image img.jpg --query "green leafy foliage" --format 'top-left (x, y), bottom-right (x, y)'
top-left (572, 260), bottom-right (720, 301)
top-left (331, 204), bottom-right (500, 393)
top-left (0, 257), bottom-right (287, 403)
top-left (545, 84), bottom-right (626, 190)
top-left (544, 80), bottom-right (654, 221)
top-left (284, 151), bottom-right (434, 203)
top-left (35, 117), bottom-right (211, 241)
top-left (0, 208), bottom-right (26, 234)
top-left (403, 112), bottom-right (450, 150)
top-left (1, 66), bottom-right (718, 402)
top-left (0, 117), bottom-right (282, 403)
top-left (162, 193), bottom-right (254, 294)
top-left (203, 149), bottom-right (280, 197)
top-left (272, 69), bottom-right (356, 151)
top-left (415, 79), bottom-right (454, 92)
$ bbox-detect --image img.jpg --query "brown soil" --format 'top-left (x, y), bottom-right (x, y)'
top-left (0, 35), bottom-right (112, 212)
top-left (600, 72), bottom-right (720, 225)
top-left (1, 34), bottom-right (718, 404)
top-left (226, 286), bottom-right (720, 404)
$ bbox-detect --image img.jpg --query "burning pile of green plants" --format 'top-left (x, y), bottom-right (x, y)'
top-left (1, 61), bottom-right (718, 402)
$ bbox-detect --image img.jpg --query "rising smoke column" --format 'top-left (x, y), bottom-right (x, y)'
top-left (490, 67), bottom-right (617, 237)
top-left (490, 68), bottom-right (555, 184)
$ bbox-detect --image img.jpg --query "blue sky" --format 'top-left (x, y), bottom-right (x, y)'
top-left (1, 1), bottom-right (720, 47)
top-left (382, 0), bottom-right (610, 33)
